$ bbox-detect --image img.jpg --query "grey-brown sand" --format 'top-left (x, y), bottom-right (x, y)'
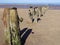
top-left (0, 8), bottom-right (60, 45)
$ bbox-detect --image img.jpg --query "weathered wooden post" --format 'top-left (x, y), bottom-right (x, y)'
top-left (9, 7), bottom-right (21, 45)
top-left (38, 6), bottom-right (43, 17)
top-left (3, 7), bottom-right (21, 45)
top-left (2, 8), bottom-right (11, 45)
top-left (29, 6), bottom-right (34, 23)
top-left (33, 7), bottom-right (40, 23)
top-left (42, 6), bottom-right (48, 14)
top-left (38, 6), bottom-right (48, 17)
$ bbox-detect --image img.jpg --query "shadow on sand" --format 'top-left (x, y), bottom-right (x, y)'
top-left (20, 28), bottom-right (32, 45)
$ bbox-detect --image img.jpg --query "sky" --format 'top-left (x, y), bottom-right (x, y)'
top-left (0, 0), bottom-right (60, 5)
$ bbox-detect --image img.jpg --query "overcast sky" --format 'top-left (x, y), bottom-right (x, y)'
top-left (0, 0), bottom-right (60, 5)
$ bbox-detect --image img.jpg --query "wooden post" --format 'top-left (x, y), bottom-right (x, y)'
top-left (3, 7), bottom-right (21, 45)
top-left (9, 7), bottom-right (21, 45)
top-left (2, 8), bottom-right (11, 45)
top-left (38, 6), bottom-right (48, 17)
top-left (29, 6), bottom-right (34, 23)
top-left (40, 7), bottom-right (43, 16)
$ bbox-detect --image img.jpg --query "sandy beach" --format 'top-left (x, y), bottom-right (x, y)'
top-left (0, 7), bottom-right (60, 45)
